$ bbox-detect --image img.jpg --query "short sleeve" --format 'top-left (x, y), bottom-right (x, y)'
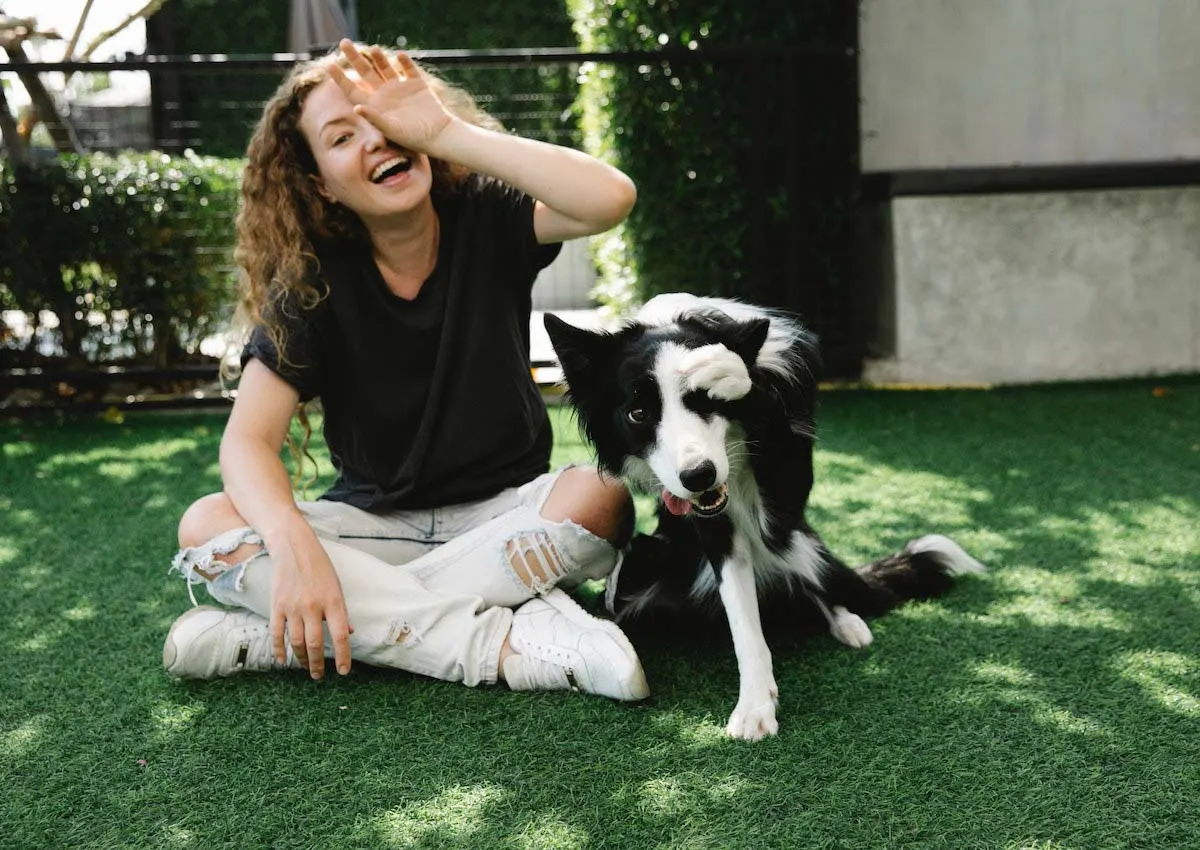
top-left (239, 293), bottom-right (323, 402)
top-left (465, 176), bottom-right (562, 289)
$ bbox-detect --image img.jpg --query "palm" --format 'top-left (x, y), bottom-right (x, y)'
top-left (329, 41), bottom-right (452, 152)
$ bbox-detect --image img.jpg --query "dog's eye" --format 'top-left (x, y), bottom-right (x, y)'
top-left (626, 408), bottom-right (647, 425)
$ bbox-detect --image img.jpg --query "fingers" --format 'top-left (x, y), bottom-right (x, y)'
top-left (271, 609), bottom-right (288, 667)
top-left (289, 615), bottom-right (310, 671)
top-left (326, 605), bottom-right (354, 677)
top-left (392, 51), bottom-right (421, 79)
top-left (304, 615), bottom-right (326, 680)
top-left (326, 61), bottom-right (359, 101)
top-left (367, 45), bottom-right (399, 80)
top-left (338, 38), bottom-right (376, 81)
top-left (338, 40), bottom-right (403, 83)
top-left (274, 607), bottom-right (353, 679)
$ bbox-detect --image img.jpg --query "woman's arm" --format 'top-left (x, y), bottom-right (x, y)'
top-left (220, 358), bottom-right (353, 679)
top-left (329, 41), bottom-right (637, 243)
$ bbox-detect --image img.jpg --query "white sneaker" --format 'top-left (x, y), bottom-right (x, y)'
top-left (503, 589), bottom-right (649, 701)
top-left (163, 605), bottom-right (300, 679)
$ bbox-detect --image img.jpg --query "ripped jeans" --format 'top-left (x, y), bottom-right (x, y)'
top-left (169, 468), bottom-right (619, 686)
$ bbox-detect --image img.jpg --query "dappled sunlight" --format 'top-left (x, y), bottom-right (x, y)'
top-left (2, 440), bottom-right (35, 460)
top-left (509, 817), bottom-right (588, 849)
top-left (95, 460), bottom-right (142, 481)
top-left (13, 594), bottom-right (98, 654)
top-left (810, 449), bottom-right (996, 562)
top-left (646, 710), bottom-right (729, 750)
top-left (1, 717), bottom-right (43, 762)
top-left (160, 825), bottom-right (196, 847)
top-left (636, 773), bottom-right (752, 817)
top-left (150, 699), bottom-right (208, 735)
top-left (36, 439), bottom-right (212, 476)
top-left (980, 568), bottom-right (1134, 631)
top-left (62, 601), bottom-right (96, 622)
top-left (1114, 651), bottom-right (1199, 718)
top-left (367, 784), bottom-right (511, 848)
top-left (967, 661), bottom-right (1113, 739)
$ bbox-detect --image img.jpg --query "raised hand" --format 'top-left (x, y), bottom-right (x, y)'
top-left (326, 40), bottom-right (454, 154)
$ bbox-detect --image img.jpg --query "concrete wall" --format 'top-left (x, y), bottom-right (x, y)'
top-left (859, 0), bottom-right (1200, 384)
top-left (861, 0), bottom-right (1200, 171)
top-left (863, 187), bottom-right (1200, 385)
top-left (532, 238), bottom-right (595, 311)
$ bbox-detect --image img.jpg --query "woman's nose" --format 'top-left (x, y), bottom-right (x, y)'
top-left (360, 120), bottom-right (386, 150)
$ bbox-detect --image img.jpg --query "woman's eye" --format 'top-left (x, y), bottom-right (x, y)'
top-left (626, 408), bottom-right (646, 425)
top-left (332, 133), bottom-right (351, 146)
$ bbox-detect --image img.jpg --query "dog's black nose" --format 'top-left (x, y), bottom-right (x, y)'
top-left (679, 460), bottom-right (717, 492)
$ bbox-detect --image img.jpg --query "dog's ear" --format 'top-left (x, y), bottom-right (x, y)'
top-left (725, 317), bottom-right (771, 365)
top-left (682, 310), bottom-right (771, 366)
top-left (543, 313), bottom-right (612, 390)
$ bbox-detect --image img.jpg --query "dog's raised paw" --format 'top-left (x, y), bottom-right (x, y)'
top-left (830, 606), bottom-right (873, 648)
top-left (678, 344), bottom-right (752, 400)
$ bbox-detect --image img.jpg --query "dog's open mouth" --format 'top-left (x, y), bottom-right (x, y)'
top-left (661, 483), bottom-right (729, 518)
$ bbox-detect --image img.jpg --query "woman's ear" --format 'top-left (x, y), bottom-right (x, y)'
top-left (311, 174), bottom-right (336, 204)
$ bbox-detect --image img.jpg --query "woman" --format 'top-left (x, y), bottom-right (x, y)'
top-left (162, 41), bottom-right (647, 701)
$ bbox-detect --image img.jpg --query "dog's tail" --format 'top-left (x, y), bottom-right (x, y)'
top-left (838, 534), bottom-right (985, 617)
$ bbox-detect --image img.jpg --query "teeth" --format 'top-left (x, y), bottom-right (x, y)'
top-left (370, 156), bottom-right (410, 182)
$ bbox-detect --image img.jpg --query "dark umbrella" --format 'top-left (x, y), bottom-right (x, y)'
top-left (288, 0), bottom-right (356, 54)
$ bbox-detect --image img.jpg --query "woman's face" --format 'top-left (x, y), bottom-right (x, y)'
top-left (298, 77), bottom-right (434, 221)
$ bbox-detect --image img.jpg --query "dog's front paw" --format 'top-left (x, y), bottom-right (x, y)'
top-left (725, 692), bottom-right (780, 741)
top-left (830, 606), bottom-right (873, 648)
top-left (678, 344), bottom-right (752, 400)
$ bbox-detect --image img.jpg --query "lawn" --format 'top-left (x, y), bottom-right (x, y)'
top-left (1, 379), bottom-right (1197, 849)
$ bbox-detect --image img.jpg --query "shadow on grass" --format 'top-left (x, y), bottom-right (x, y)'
top-left (1, 383), bottom-right (1197, 848)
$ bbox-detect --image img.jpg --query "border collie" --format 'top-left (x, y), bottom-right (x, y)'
top-left (544, 293), bottom-right (984, 741)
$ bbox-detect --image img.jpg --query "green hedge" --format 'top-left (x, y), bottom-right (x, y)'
top-left (0, 151), bottom-right (242, 367)
top-left (570, 0), bottom-right (858, 321)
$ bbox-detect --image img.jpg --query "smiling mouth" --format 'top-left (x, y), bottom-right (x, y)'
top-left (691, 484), bottom-right (729, 517)
top-left (370, 156), bottom-right (413, 183)
top-left (661, 483), bottom-right (729, 518)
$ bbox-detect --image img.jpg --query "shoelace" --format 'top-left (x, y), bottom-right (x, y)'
top-left (509, 654), bottom-right (574, 691)
top-left (169, 529), bottom-right (267, 607)
top-left (169, 554), bottom-right (211, 608)
top-left (235, 626), bottom-right (292, 673)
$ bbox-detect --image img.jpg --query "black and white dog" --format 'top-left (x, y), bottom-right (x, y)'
top-left (545, 293), bottom-right (984, 741)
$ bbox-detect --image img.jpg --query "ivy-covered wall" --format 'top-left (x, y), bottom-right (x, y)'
top-left (570, 0), bottom-right (862, 372)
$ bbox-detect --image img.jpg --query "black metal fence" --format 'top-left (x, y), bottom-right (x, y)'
top-left (1, 45), bottom-right (861, 414)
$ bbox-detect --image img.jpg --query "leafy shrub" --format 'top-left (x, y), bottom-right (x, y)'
top-left (0, 151), bottom-right (242, 367)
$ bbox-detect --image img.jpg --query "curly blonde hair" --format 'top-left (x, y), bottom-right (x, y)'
top-left (230, 45), bottom-right (502, 372)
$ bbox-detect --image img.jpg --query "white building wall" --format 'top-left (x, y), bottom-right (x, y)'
top-left (861, 0), bottom-right (1200, 172)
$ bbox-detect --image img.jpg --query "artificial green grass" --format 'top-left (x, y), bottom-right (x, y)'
top-left (1, 379), bottom-right (1197, 849)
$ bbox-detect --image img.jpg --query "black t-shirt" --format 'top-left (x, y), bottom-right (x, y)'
top-left (242, 175), bottom-right (561, 511)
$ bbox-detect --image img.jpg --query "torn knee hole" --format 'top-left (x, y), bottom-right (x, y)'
top-left (505, 532), bottom-right (568, 592)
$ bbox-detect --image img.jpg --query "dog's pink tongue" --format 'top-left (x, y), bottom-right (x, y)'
top-left (662, 490), bottom-right (693, 516)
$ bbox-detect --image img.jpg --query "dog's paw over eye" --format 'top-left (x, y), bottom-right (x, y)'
top-left (678, 344), bottom-right (752, 400)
